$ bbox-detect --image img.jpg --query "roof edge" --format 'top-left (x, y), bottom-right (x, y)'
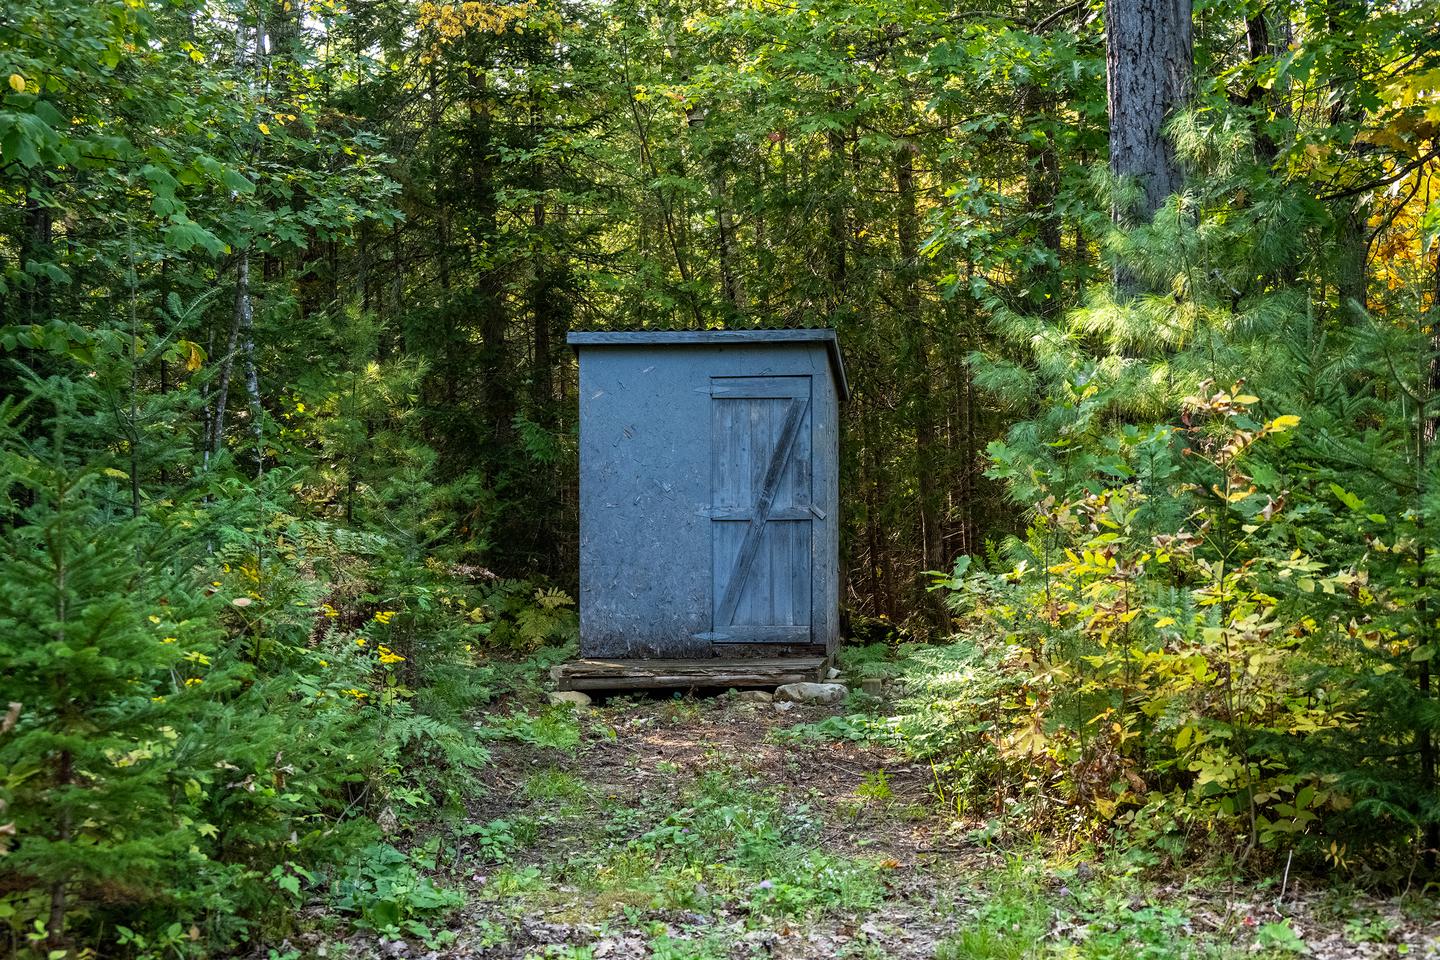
top-left (566, 330), bottom-right (850, 401)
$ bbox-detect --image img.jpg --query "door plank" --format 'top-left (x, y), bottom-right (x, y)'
top-left (709, 376), bottom-right (813, 399)
top-left (714, 397), bottom-right (808, 627)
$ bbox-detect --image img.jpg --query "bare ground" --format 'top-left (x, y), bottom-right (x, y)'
top-left (294, 693), bottom-right (1440, 960)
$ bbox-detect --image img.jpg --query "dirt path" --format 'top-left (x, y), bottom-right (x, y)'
top-left (306, 692), bottom-right (1440, 960)
top-left (444, 693), bottom-right (985, 959)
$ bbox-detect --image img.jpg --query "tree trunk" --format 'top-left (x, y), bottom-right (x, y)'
top-left (469, 69), bottom-right (513, 443)
top-left (826, 125), bottom-right (848, 315)
top-left (861, 402), bottom-right (895, 618)
top-left (1326, 0), bottom-right (1369, 316)
top-left (208, 259), bottom-right (248, 464)
top-left (895, 145), bottom-right (946, 627)
top-left (703, 139), bottom-right (743, 315)
top-left (678, 59), bottom-right (742, 318)
top-left (237, 251), bottom-right (265, 476)
top-left (1417, 232), bottom-right (1440, 869)
top-left (20, 183), bottom-right (53, 324)
top-left (1241, 6), bottom-right (1287, 165)
top-left (1105, 0), bottom-right (1192, 224)
top-left (1022, 84), bottom-right (1062, 317)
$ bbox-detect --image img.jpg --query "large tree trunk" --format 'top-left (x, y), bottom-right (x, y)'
top-left (1105, 0), bottom-right (1192, 224)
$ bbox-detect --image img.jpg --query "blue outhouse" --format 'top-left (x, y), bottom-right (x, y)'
top-left (568, 330), bottom-right (848, 665)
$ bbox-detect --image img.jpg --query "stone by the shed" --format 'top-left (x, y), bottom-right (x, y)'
top-left (860, 677), bottom-right (884, 696)
top-left (774, 681), bottom-right (848, 705)
top-left (826, 667), bottom-right (842, 679)
top-left (735, 689), bottom-right (773, 703)
top-left (548, 690), bottom-right (593, 708)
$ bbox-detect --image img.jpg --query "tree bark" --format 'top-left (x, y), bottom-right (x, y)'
top-left (20, 183), bottom-right (53, 324)
top-left (1022, 83), bottom-right (1062, 317)
top-left (1326, 0), bottom-right (1369, 315)
top-left (826, 125), bottom-right (849, 315)
top-left (1242, 6), bottom-right (1283, 165)
top-left (1105, 0), bottom-right (1192, 223)
top-left (1418, 226), bottom-right (1440, 870)
top-left (237, 251), bottom-right (265, 476)
top-left (895, 144), bottom-right (946, 626)
top-left (469, 68), bottom-right (513, 442)
top-left (207, 260), bottom-right (247, 464)
top-left (701, 138), bottom-right (743, 315)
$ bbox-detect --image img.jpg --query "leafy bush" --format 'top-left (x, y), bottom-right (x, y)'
top-left (0, 367), bottom-right (528, 950)
top-left (328, 842), bottom-right (464, 940)
top-left (915, 382), bottom-right (1440, 875)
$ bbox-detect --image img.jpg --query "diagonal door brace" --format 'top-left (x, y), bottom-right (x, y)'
top-left (714, 397), bottom-right (808, 627)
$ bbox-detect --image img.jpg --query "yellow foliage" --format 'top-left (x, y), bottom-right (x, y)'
top-left (416, 0), bottom-right (536, 61)
top-left (1367, 164), bottom-right (1438, 307)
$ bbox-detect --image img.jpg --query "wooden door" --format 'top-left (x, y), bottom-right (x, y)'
top-left (707, 375), bottom-right (814, 643)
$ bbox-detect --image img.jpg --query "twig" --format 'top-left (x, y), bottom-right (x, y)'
top-left (1277, 848), bottom-right (1293, 907)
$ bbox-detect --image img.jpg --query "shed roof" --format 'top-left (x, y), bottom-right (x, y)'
top-left (566, 329), bottom-right (849, 401)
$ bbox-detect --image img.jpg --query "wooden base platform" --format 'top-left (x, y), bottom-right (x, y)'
top-left (552, 656), bottom-right (827, 692)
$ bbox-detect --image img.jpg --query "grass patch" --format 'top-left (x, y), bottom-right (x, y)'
top-left (933, 855), bottom-right (1276, 960)
top-left (546, 770), bottom-right (885, 921)
top-left (525, 768), bottom-right (589, 804)
top-left (477, 705), bottom-right (582, 751)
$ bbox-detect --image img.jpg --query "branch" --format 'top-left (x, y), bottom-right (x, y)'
top-left (1319, 146), bottom-right (1440, 202)
top-left (1032, 2), bottom-right (1085, 34)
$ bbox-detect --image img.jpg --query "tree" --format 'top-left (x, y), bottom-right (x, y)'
top-left (1104, 0), bottom-right (1191, 225)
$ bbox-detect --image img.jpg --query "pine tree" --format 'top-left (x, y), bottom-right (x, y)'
top-left (0, 382), bottom-right (227, 945)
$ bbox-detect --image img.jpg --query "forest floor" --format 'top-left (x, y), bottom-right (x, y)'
top-left (299, 689), bottom-right (1440, 960)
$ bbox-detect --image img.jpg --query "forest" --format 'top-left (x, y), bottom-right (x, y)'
top-left (3, 0), bottom-right (1440, 956)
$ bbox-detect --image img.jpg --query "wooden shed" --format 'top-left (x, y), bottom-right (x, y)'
top-left (555, 330), bottom-right (848, 691)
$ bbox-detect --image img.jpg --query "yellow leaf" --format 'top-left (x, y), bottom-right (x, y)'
top-left (1155, 616), bottom-right (1177, 629)
top-left (189, 49), bottom-right (205, 63)
top-left (1234, 394), bottom-right (1259, 404)
top-left (1267, 414), bottom-right (1301, 432)
top-left (258, 121), bottom-right (271, 135)
top-left (177, 338), bottom-right (205, 372)
top-left (8, 74), bottom-right (24, 93)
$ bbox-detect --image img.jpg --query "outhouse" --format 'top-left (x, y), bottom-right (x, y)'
top-left (556, 330), bottom-right (848, 690)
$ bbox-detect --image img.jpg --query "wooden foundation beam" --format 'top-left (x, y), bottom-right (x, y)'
top-left (551, 656), bottom-right (827, 692)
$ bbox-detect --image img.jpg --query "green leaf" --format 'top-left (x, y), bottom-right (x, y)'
top-left (222, 167), bottom-right (256, 195)
top-left (1329, 483), bottom-right (1364, 511)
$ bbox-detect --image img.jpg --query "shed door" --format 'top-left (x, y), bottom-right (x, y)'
top-left (708, 376), bottom-right (813, 644)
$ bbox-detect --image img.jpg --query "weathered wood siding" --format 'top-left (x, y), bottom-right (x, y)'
top-left (570, 331), bottom-right (845, 659)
